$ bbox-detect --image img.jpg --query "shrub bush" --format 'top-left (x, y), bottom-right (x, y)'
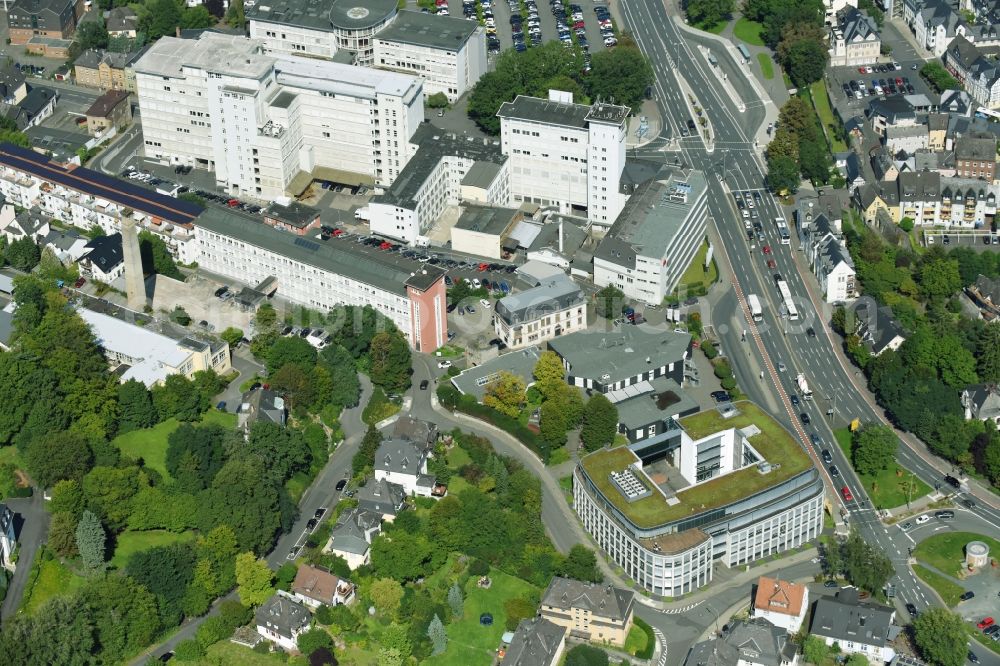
top-left (713, 361), bottom-right (732, 379)
top-left (720, 376), bottom-right (738, 391)
top-left (437, 385), bottom-right (550, 461)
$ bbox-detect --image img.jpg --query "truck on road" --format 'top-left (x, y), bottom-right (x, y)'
top-left (796, 373), bottom-right (813, 400)
top-left (747, 293), bottom-right (763, 322)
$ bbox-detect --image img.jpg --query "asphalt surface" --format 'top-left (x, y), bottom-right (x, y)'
top-left (0, 493), bottom-right (49, 621)
top-left (617, 2), bottom-right (1000, 664)
top-left (444, 0), bottom-right (611, 55)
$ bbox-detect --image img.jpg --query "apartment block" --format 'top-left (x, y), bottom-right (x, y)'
top-left (194, 207), bottom-right (447, 351)
top-left (493, 273), bottom-right (586, 349)
top-left (134, 32), bottom-right (423, 198)
top-left (855, 171), bottom-right (999, 227)
top-left (497, 91), bottom-right (630, 225)
top-left (7, 0), bottom-right (82, 45)
top-left (828, 7), bottom-right (880, 66)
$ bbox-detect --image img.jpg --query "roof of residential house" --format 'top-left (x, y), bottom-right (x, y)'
top-left (836, 6), bottom-right (879, 43)
top-left (946, 34), bottom-right (982, 70)
top-left (897, 170), bottom-right (941, 202)
top-left (374, 438), bottom-right (426, 477)
top-left (194, 206), bottom-right (445, 296)
top-left (391, 414), bottom-right (437, 446)
top-left (494, 273), bottom-right (584, 326)
top-left (247, 0), bottom-right (399, 31)
top-left (962, 383), bottom-right (1000, 420)
top-left (547, 324), bottom-right (691, 386)
top-left (915, 0), bottom-right (967, 36)
top-left (82, 233), bottom-right (123, 272)
top-left (374, 10), bottom-right (480, 50)
top-left (263, 201), bottom-right (320, 229)
top-left (541, 577), bottom-right (634, 622)
top-left (327, 507), bottom-right (382, 555)
top-left (291, 564), bottom-right (349, 604)
top-left (503, 617), bottom-right (567, 666)
top-left (85, 89), bottom-right (129, 119)
top-left (453, 205), bottom-right (520, 236)
top-left (106, 6), bottom-right (138, 32)
top-left (685, 619), bottom-right (797, 666)
top-left (255, 593), bottom-right (310, 640)
top-left (74, 49), bottom-right (135, 71)
top-left (817, 236), bottom-right (855, 276)
top-left (939, 90), bottom-right (973, 116)
top-left (868, 96), bottom-right (915, 125)
top-left (0, 67), bottom-right (25, 102)
top-left (753, 577), bottom-right (807, 618)
top-left (594, 170), bottom-right (707, 268)
top-left (450, 347), bottom-right (541, 400)
top-left (8, 0), bottom-right (75, 22)
top-left (810, 588), bottom-right (898, 648)
top-left (854, 298), bottom-right (906, 354)
top-left (42, 228), bottom-right (85, 253)
top-left (355, 478), bottom-right (406, 516)
top-left (608, 376), bottom-right (699, 430)
top-left (497, 94), bottom-right (629, 129)
top-left (20, 87), bottom-right (55, 119)
top-left (955, 134), bottom-right (997, 161)
top-left (237, 387), bottom-right (286, 428)
top-left (973, 273), bottom-right (1000, 303)
top-left (0, 309), bottom-right (14, 349)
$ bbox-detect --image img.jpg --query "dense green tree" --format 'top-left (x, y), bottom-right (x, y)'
top-left (297, 628), bottom-right (335, 657)
top-left (49, 479), bottom-right (85, 518)
top-left (235, 552), bottom-right (274, 606)
top-left (76, 20), bottom-right (109, 50)
top-left (913, 607), bottom-right (967, 666)
top-left (684, 0), bottom-right (735, 27)
top-left (117, 379), bottom-right (158, 432)
top-left (270, 362), bottom-right (315, 413)
top-left (585, 46), bottom-right (653, 113)
top-left (766, 154), bottom-right (800, 194)
top-left (0, 596), bottom-right (96, 665)
top-left (319, 344), bottom-right (361, 407)
top-left (76, 510), bottom-right (106, 571)
top-left (595, 285), bottom-right (625, 319)
top-left (25, 430), bottom-right (93, 489)
top-left (977, 323), bottom-right (1000, 383)
top-left (352, 425), bottom-right (383, 475)
top-left (802, 635), bottom-right (829, 665)
top-left (81, 574), bottom-right (161, 663)
top-left (145, 0), bottom-right (182, 39)
top-left (565, 644), bottom-right (610, 666)
top-left (49, 511), bottom-right (79, 558)
top-left (370, 577), bottom-right (405, 617)
top-left (152, 374), bottom-right (205, 421)
top-left (180, 5), bottom-right (214, 28)
top-left (197, 454), bottom-right (287, 554)
top-left (841, 530), bottom-right (893, 594)
top-left (447, 582), bottom-right (464, 619)
top-left (370, 530), bottom-right (437, 582)
top-left (244, 421), bottom-right (312, 482)
top-left (137, 229), bottom-right (183, 280)
top-left (82, 465), bottom-right (147, 531)
top-left (166, 423), bottom-right (228, 491)
top-left (533, 351), bottom-right (567, 399)
top-left (580, 394), bottom-right (618, 451)
top-left (851, 425), bottom-right (897, 476)
top-left (128, 486), bottom-right (199, 532)
top-left (784, 38), bottom-right (829, 88)
top-left (220, 327), bottom-right (244, 349)
top-left (918, 257), bottom-right (963, 301)
top-left (368, 330), bottom-right (411, 392)
top-left (427, 614), bottom-right (447, 656)
top-left (798, 138), bottom-right (832, 184)
top-left (0, 354), bottom-right (66, 450)
top-left (503, 597), bottom-right (537, 631)
top-left (225, 0), bottom-right (245, 27)
top-left (127, 542), bottom-right (197, 625)
top-left (4, 237), bottom-right (40, 272)
top-left (0, 116), bottom-right (30, 147)
top-left (267, 336), bottom-right (317, 373)
top-left (483, 371), bottom-right (526, 417)
top-left (558, 545), bottom-right (602, 583)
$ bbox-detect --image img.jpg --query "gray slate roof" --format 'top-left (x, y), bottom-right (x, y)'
top-left (392, 415), bottom-right (438, 446)
top-left (854, 298), bottom-right (906, 354)
top-left (374, 438), bottom-right (426, 476)
top-left (0, 310), bottom-right (14, 349)
top-left (811, 588), bottom-right (897, 648)
top-left (547, 325), bottom-right (691, 386)
top-left (495, 274), bottom-right (583, 326)
top-left (451, 347), bottom-right (541, 400)
top-left (356, 478), bottom-right (406, 516)
top-left (327, 507), bottom-right (382, 555)
top-left (541, 577), bottom-right (634, 621)
top-left (255, 593), bottom-right (310, 640)
top-left (504, 617), bottom-right (567, 666)
top-left (962, 383), bottom-right (1000, 420)
top-left (685, 618), bottom-right (797, 666)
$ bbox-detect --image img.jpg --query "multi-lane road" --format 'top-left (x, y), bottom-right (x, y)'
top-left (616, 0), bottom-right (1000, 662)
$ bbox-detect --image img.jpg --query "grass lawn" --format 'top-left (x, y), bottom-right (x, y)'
top-left (199, 641), bottom-right (289, 665)
top-left (733, 17), bottom-right (765, 46)
top-left (362, 387), bottom-right (401, 426)
top-left (674, 240), bottom-right (718, 295)
top-left (22, 555), bottom-right (86, 613)
top-left (424, 569), bottom-right (538, 666)
top-left (971, 627), bottom-right (1000, 658)
top-left (112, 410), bottom-right (236, 481)
top-left (110, 530), bottom-right (196, 569)
top-left (757, 52), bottom-right (774, 80)
top-left (913, 532), bottom-right (1000, 578)
top-left (833, 428), bottom-right (931, 509)
top-left (624, 621), bottom-right (652, 657)
top-left (912, 564), bottom-right (964, 607)
top-left (547, 447), bottom-right (570, 466)
top-left (808, 81), bottom-right (848, 153)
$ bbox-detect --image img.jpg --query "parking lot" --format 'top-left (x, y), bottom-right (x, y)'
top-left (441, 0), bottom-right (612, 57)
top-left (827, 59), bottom-right (936, 117)
top-left (925, 230), bottom-right (1000, 251)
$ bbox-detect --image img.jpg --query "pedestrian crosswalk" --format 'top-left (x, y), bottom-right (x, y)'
top-left (656, 600), bottom-right (704, 614)
top-left (652, 627), bottom-right (668, 666)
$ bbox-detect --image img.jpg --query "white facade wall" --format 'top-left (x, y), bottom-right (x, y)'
top-left (587, 117), bottom-right (628, 225)
top-left (725, 493), bottom-right (824, 567)
top-left (374, 28), bottom-right (486, 102)
top-left (818, 635), bottom-right (896, 664)
top-left (821, 262), bottom-right (857, 303)
top-left (754, 594), bottom-right (809, 633)
top-left (493, 301), bottom-right (587, 349)
top-left (195, 226), bottom-right (417, 344)
top-left (250, 19), bottom-right (338, 59)
top-left (505, 118), bottom-right (590, 213)
top-left (900, 190), bottom-right (998, 226)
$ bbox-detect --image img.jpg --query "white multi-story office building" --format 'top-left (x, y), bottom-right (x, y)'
top-left (373, 11), bottom-right (486, 102)
top-left (135, 32), bottom-right (423, 198)
top-left (593, 170), bottom-right (709, 306)
top-left (497, 91), bottom-right (630, 225)
top-left (194, 207), bottom-right (448, 352)
top-left (248, 0), bottom-right (400, 65)
top-left (573, 401), bottom-right (824, 598)
top-left (367, 124), bottom-right (508, 245)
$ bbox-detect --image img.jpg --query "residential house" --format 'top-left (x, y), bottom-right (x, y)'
top-left (106, 7), bottom-right (139, 38)
top-left (19, 87), bottom-right (57, 128)
top-left (503, 617), bottom-right (568, 666)
top-left (966, 273), bottom-right (1000, 318)
top-left (939, 90), bottom-right (974, 116)
top-left (944, 35), bottom-right (1000, 109)
top-left (324, 507), bottom-right (382, 570)
top-left (927, 115), bottom-right (949, 152)
top-left (41, 228), bottom-right (89, 264)
top-left (854, 298), bottom-right (907, 356)
top-left (868, 97), bottom-right (917, 138)
top-left (801, 213), bottom-right (858, 303)
top-left (810, 588), bottom-right (900, 664)
top-left (493, 273), bottom-right (587, 350)
top-left (751, 577), bottom-right (809, 633)
top-left (539, 577), bottom-right (635, 647)
top-left (955, 133), bottom-right (998, 182)
top-left (262, 202), bottom-right (322, 237)
top-left (0, 203), bottom-right (48, 242)
top-left (870, 146), bottom-right (901, 181)
top-left (961, 383), bottom-right (1000, 423)
top-left (79, 233), bottom-right (125, 283)
top-left (392, 415), bottom-right (438, 450)
top-left (291, 564), bottom-right (355, 608)
top-left (834, 152), bottom-right (866, 191)
top-left (356, 478), bottom-right (407, 521)
top-left (85, 89), bottom-right (132, 137)
top-left (885, 125), bottom-right (929, 154)
top-left (0, 68), bottom-right (28, 105)
top-left (255, 592), bottom-right (311, 652)
top-left (373, 438), bottom-right (435, 497)
top-left (0, 503), bottom-right (15, 569)
top-left (0, 309), bottom-right (15, 352)
top-left (237, 387), bottom-right (286, 432)
top-left (829, 7), bottom-right (881, 67)
top-left (684, 618), bottom-right (799, 666)
top-left (7, 0), bottom-right (82, 46)
top-left (906, 0), bottom-right (971, 57)
top-left (74, 49), bottom-right (140, 92)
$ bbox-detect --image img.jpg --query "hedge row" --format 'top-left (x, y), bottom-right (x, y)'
top-left (437, 384), bottom-right (551, 462)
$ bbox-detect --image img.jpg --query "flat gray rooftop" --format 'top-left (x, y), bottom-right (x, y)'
top-left (248, 0), bottom-right (398, 31)
top-left (497, 94), bottom-right (629, 129)
top-left (454, 205), bottom-right (519, 235)
top-left (374, 10), bottom-right (479, 50)
top-left (548, 324), bottom-right (691, 385)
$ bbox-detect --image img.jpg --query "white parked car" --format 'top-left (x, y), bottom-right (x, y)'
top-left (472, 278), bottom-right (481, 289)
top-left (480, 298), bottom-right (491, 308)
top-left (437, 360), bottom-right (452, 369)
top-left (915, 514), bottom-right (930, 524)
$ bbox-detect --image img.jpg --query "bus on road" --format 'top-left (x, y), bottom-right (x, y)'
top-left (775, 217), bottom-right (791, 245)
top-left (777, 279), bottom-right (799, 321)
top-left (747, 293), bottom-right (763, 322)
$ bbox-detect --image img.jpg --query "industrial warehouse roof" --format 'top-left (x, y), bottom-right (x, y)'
top-left (0, 143), bottom-right (202, 226)
top-left (194, 206), bottom-right (444, 296)
top-left (374, 10), bottom-right (480, 51)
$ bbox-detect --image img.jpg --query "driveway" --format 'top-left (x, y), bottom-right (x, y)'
top-left (215, 351), bottom-right (265, 414)
top-left (1, 492), bottom-right (50, 620)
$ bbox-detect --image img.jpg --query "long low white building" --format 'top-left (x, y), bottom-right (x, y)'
top-left (194, 207), bottom-right (448, 352)
top-left (593, 169), bottom-right (709, 306)
top-left (135, 32), bottom-right (423, 198)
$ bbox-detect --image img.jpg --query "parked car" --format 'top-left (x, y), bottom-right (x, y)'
top-left (306, 519), bottom-right (317, 530)
top-left (335, 479), bottom-right (347, 491)
top-left (420, 379), bottom-right (429, 390)
top-left (977, 617), bottom-right (995, 630)
top-left (915, 514), bottom-right (930, 524)
top-left (437, 360), bottom-right (452, 368)
top-left (314, 508), bottom-right (326, 519)
top-left (961, 590), bottom-right (976, 601)
top-left (934, 510), bottom-right (954, 519)
top-left (710, 390), bottom-right (731, 402)
top-left (905, 603), bottom-right (918, 616)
